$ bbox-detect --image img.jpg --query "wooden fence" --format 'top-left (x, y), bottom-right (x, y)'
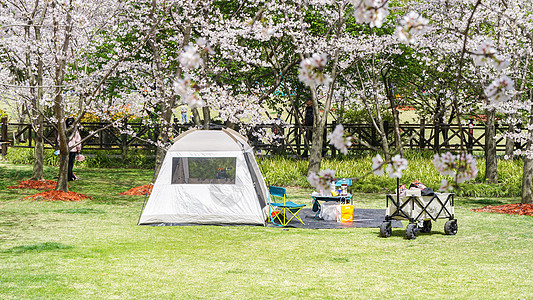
top-left (0, 117), bottom-right (525, 157)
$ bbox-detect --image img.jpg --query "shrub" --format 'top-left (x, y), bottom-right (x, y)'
top-left (4, 147), bottom-right (155, 169)
top-left (260, 153), bottom-right (523, 198)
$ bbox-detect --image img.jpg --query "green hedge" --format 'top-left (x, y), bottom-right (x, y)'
top-left (5, 147), bottom-right (523, 197)
top-left (258, 151), bottom-right (523, 198)
top-left (4, 148), bottom-right (155, 169)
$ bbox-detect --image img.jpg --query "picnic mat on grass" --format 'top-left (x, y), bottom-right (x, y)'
top-left (268, 208), bottom-right (403, 229)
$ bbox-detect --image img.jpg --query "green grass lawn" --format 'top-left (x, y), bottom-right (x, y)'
top-left (0, 161), bottom-right (532, 299)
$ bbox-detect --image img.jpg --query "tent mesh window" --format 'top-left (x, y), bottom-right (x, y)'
top-left (171, 157), bottom-right (236, 184)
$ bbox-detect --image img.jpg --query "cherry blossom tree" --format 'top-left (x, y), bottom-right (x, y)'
top-left (0, 0), bottom-right (158, 191)
top-left (412, 0), bottom-right (533, 201)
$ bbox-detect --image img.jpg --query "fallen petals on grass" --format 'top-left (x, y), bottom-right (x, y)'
top-left (471, 204), bottom-right (533, 216)
top-left (120, 185), bottom-right (153, 196)
top-left (7, 180), bottom-right (57, 190)
top-left (25, 190), bottom-right (90, 202)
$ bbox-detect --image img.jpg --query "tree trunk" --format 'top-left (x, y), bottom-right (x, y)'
top-left (505, 114), bottom-right (516, 158)
top-left (153, 147), bottom-right (166, 180)
top-left (306, 2), bottom-right (345, 176)
top-left (521, 101), bottom-right (533, 204)
top-left (192, 108), bottom-right (202, 126)
top-left (307, 117), bottom-right (324, 175)
top-left (153, 105), bottom-right (174, 180)
top-left (484, 108), bottom-right (498, 183)
top-left (522, 156), bottom-right (533, 204)
top-left (375, 105), bottom-right (391, 160)
top-left (31, 25), bottom-right (45, 181)
top-left (31, 116), bottom-right (45, 181)
top-left (202, 106), bottom-right (211, 129)
top-left (53, 3), bottom-right (73, 192)
top-left (148, 37), bottom-right (180, 179)
top-left (56, 116), bottom-right (69, 192)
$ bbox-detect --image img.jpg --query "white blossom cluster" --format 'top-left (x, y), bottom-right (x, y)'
top-left (298, 53), bottom-right (331, 87)
top-left (372, 154), bottom-right (408, 179)
top-left (484, 75), bottom-right (515, 104)
top-left (351, 0), bottom-right (390, 28)
top-left (307, 169), bottom-right (336, 193)
top-left (327, 124), bottom-right (352, 155)
top-left (178, 45), bottom-right (204, 70)
top-left (432, 152), bottom-right (478, 190)
top-left (173, 76), bottom-right (204, 109)
top-left (471, 40), bottom-right (514, 105)
top-left (472, 40), bottom-right (509, 71)
top-left (395, 11), bottom-right (429, 44)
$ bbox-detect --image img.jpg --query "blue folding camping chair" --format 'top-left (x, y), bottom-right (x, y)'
top-left (268, 186), bottom-right (306, 226)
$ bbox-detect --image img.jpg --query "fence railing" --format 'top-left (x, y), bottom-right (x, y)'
top-left (0, 117), bottom-right (526, 157)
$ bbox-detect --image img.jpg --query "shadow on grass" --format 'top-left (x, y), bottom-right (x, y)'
top-left (375, 228), bottom-right (457, 240)
top-left (461, 198), bottom-right (508, 207)
top-left (2, 242), bottom-right (72, 254)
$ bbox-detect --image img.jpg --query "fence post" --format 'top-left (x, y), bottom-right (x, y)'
top-left (1, 117), bottom-right (7, 157)
top-left (420, 117), bottom-right (426, 149)
top-left (371, 125), bottom-right (377, 147)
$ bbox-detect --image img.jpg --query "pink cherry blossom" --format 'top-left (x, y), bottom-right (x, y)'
top-left (178, 45), bottom-right (203, 70)
top-left (307, 169), bottom-right (336, 193)
top-left (395, 11), bottom-right (429, 44)
top-left (372, 154), bottom-right (385, 176)
top-left (352, 0), bottom-right (390, 28)
top-left (298, 53), bottom-right (331, 87)
top-left (328, 124), bottom-right (352, 155)
top-left (484, 75), bottom-right (515, 104)
top-left (385, 154), bottom-right (408, 178)
top-left (433, 152), bottom-right (478, 185)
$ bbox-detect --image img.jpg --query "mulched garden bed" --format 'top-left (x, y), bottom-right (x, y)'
top-left (471, 204), bottom-right (533, 217)
top-left (120, 185), bottom-right (153, 196)
top-left (7, 179), bottom-right (57, 190)
top-left (25, 190), bottom-right (90, 202)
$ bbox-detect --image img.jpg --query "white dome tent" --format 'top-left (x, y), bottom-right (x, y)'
top-left (138, 128), bottom-right (269, 226)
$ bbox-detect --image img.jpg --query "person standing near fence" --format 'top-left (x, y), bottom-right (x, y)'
top-left (63, 117), bottom-right (82, 181)
top-left (181, 105), bottom-right (188, 124)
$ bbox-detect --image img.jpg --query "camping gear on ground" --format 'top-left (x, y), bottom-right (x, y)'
top-left (380, 179), bottom-right (456, 239)
top-left (379, 178), bottom-right (457, 239)
top-left (319, 202), bottom-right (339, 221)
top-left (268, 186), bottom-right (306, 226)
top-left (138, 128), bottom-right (268, 226)
top-left (312, 194), bottom-right (353, 220)
top-left (409, 180), bottom-right (427, 190)
top-left (339, 204), bottom-right (355, 223)
top-left (335, 178), bottom-right (352, 195)
top-left (405, 188), bottom-right (421, 197)
top-left (421, 187), bottom-right (435, 196)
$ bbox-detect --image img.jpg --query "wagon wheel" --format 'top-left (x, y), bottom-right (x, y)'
top-left (379, 221), bottom-right (392, 238)
top-left (406, 223), bottom-right (417, 240)
top-left (420, 220), bottom-right (432, 233)
top-left (444, 219), bottom-right (458, 235)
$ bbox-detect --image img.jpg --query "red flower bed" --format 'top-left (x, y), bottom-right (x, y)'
top-left (7, 180), bottom-right (57, 190)
top-left (397, 106), bottom-right (416, 111)
top-left (120, 185), bottom-right (153, 196)
top-left (471, 204), bottom-right (533, 216)
top-left (25, 190), bottom-right (90, 202)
